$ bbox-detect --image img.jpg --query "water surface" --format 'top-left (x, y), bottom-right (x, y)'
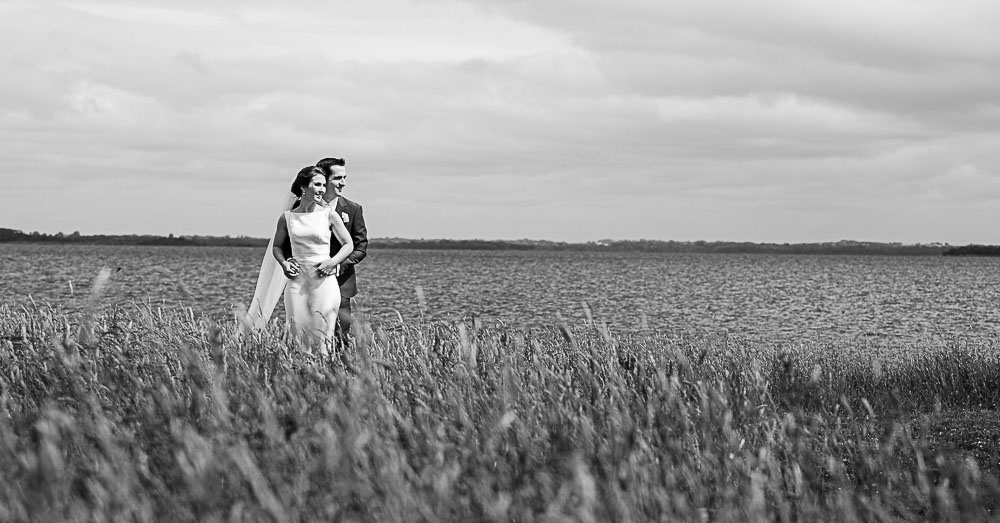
top-left (1, 244), bottom-right (998, 342)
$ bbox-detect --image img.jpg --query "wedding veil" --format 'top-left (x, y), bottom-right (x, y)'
top-left (244, 191), bottom-right (298, 331)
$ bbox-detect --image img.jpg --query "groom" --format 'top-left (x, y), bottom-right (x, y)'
top-left (283, 157), bottom-right (368, 344)
top-left (318, 157), bottom-right (367, 344)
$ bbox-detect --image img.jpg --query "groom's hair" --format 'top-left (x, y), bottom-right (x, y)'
top-left (290, 166), bottom-right (327, 197)
top-left (316, 157), bottom-right (346, 176)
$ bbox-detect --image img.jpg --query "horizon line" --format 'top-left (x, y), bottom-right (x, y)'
top-left (1, 227), bottom-right (988, 247)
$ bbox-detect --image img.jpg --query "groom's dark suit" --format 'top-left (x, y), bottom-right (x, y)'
top-left (330, 196), bottom-right (367, 297)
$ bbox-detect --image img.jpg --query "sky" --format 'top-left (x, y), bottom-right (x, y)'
top-left (1, 0), bottom-right (998, 244)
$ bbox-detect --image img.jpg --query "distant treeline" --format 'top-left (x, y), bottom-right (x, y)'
top-left (3, 227), bottom-right (991, 255)
top-left (0, 228), bottom-right (267, 247)
top-left (941, 245), bottom-right (1000, 257)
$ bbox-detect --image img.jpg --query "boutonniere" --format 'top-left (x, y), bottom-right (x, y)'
top-left (341, 211), bottom-right (350, 223)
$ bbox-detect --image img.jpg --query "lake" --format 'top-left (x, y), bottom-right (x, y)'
top-left (1, 243), bottom-right (998, 342)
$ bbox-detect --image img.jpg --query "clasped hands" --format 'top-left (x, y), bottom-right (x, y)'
top-left (316, 259), bottom-right (342, 278)
top-left (282, 257), bottom-right (340, 279)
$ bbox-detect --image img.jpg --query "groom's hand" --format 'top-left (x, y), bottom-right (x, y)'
top-left (317, 259), bottom-right (338, 277)
top-left (281, 258), bottom-right (300, 279)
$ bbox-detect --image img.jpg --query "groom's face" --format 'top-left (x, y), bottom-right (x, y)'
top-left (325, 166), bottom-right (347, 200)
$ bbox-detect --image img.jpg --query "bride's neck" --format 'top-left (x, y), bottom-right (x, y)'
top-left (293, 199), bottom-right (325, 212)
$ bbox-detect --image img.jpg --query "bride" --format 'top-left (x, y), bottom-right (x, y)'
top-left (245, 166), bottom-right (353, 349)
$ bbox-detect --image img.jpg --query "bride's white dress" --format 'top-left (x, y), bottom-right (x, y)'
top-left (284, 207), bottom-right (341, 340)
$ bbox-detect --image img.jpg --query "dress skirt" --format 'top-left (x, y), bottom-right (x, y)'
top-left (284, 259), bottom-right (342, 342)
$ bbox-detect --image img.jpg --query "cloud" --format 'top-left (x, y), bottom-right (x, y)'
top-left (918, 162), bottom-right (1000, 203)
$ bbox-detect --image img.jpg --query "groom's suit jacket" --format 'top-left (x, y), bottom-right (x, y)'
top-left (330, 196), bottom-right (367, 299)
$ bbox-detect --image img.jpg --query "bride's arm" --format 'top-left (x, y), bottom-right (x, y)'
top-left (272, 214), bottom-right (299, 277)
top-left (323, 209), bottom-right (354, 268)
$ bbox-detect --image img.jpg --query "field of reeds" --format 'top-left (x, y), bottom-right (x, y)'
top-left (2, 290), bottom-right (1000, 521)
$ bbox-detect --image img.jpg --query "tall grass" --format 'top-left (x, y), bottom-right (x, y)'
top-left (1, 299), bottom-right (999, 522)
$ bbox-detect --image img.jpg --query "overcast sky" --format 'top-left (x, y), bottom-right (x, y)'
top-left (1, 0), bottom-right (998, 243)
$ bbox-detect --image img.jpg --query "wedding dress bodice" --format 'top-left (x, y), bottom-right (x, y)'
top-left (285, 208), bottom-right (331, 263)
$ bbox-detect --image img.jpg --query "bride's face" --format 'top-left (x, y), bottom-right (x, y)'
top-left (302, 174), bottom-right (327, 203)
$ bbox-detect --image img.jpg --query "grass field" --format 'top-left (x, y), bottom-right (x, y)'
top-left (1, 297), bottom-right (1000, 522)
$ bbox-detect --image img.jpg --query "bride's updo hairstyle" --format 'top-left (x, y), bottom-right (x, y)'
top-left (290, 166), bottom-right (328, 197)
